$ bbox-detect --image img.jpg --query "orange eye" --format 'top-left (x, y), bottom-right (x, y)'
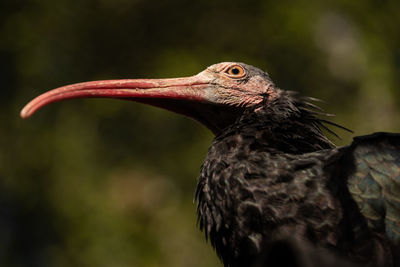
top-left (225, 65), bottom-right (246, 78)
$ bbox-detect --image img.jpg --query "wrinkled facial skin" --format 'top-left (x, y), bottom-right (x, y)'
top-left (200, 62), bottom-right (276, 108)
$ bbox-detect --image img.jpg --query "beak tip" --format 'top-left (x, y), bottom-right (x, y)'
top-left (20, 105), bottom-right (31, 119)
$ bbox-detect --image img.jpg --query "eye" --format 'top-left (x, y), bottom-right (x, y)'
top-left (224, 65), bottom-right (246, 78)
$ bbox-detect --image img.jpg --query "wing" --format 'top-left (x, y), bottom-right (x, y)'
top-left (343, 132), bottom-right (400, 242)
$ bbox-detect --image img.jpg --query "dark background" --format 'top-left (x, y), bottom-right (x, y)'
top-left (1, 0), bottom-right (400, 266)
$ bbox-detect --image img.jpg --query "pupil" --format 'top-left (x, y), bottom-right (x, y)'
top-left (231, 68), bottom-right (240, 75)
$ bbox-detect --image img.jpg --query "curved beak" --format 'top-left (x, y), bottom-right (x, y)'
top-left (21, 73), bottom-right (212, 119)
top-left (21, 71), bottom-right (245, 134)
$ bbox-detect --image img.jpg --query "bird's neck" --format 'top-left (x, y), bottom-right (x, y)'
top-left (216, 103), bottom-right (334, 154)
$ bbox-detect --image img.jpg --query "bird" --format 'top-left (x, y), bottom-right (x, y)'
top-left (21, 62), bottom-right (400, 267)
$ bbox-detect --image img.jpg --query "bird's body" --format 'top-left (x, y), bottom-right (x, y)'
top-left (21, 62), bottom-right (400, 266)
top-left (196, 91), bottom-right (399, 266)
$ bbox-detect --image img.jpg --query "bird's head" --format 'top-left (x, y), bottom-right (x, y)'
top-left (21, 62), bottom-right (280, 135)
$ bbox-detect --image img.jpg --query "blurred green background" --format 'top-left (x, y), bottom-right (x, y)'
top-left (1, 0), bottom-right (400, 266)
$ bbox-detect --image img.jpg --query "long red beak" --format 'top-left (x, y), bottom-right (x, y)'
top-left (20, 73), bottom-right (212, 119)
